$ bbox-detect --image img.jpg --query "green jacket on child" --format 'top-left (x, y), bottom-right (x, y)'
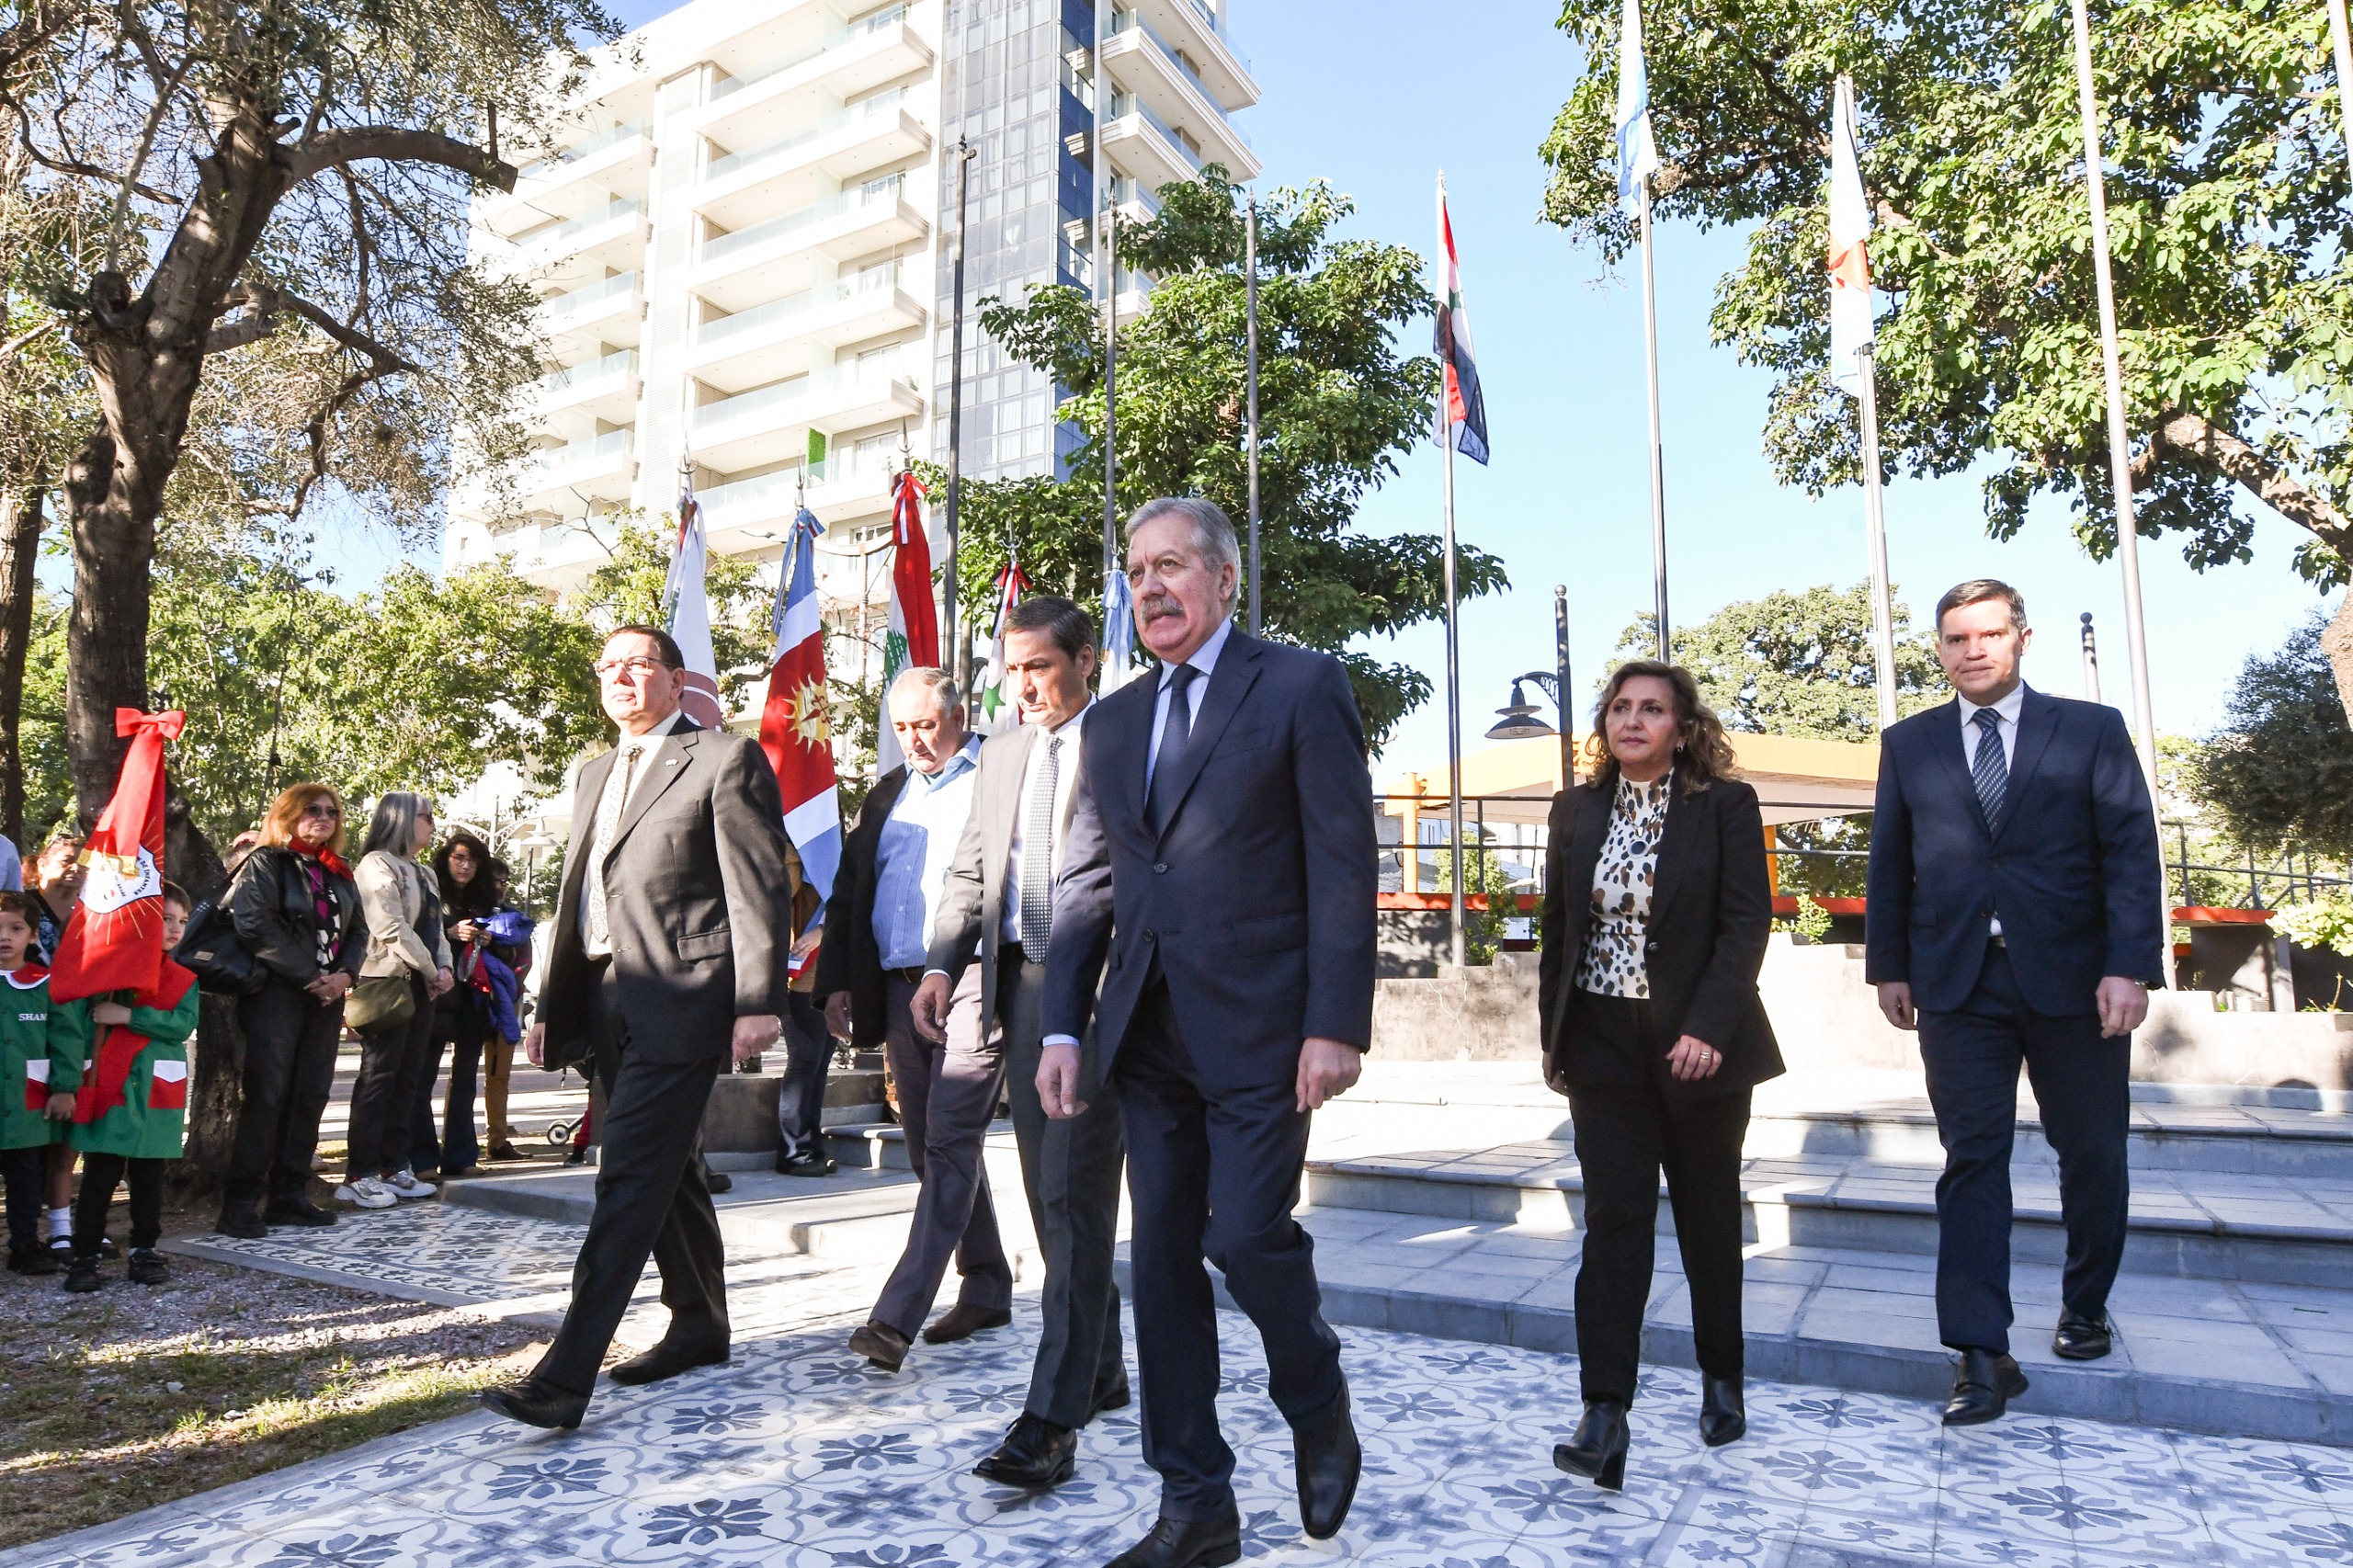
top-left (0, 966), bottom-right (74, 1152)
top-left (63, 961), bottom-right (199, 1162)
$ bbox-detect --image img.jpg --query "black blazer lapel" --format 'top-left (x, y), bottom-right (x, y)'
top-left (1923, 699), bottom-right (1990, 842)
top-left (1150, 632), bottom-right (1265, 839)
top-left (1650, 777), bottom-right (1704, 932)
top-left (608, 724), bottom-right (701, 861)
top-left (1993, 688), bottom-right (2058, 845)
top-left (1545, 785), bottom-right (1612, 1041)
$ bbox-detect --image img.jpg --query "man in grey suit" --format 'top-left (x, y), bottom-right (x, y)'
top-left (912, 597), bottom-right (1131, 1491)
top-left (481, 625), bottom-right (792, 1430)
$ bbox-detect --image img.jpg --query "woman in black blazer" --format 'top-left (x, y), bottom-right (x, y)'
top-left (1538, 660), bottom-right (1784, 1490)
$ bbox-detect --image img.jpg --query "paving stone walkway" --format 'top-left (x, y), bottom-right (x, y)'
top-left (13, 1201), bottom-right (2353, 1567)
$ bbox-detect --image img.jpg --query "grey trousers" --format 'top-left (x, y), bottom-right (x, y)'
top-left (998, 952), bottom-right (1130, 1428)
top-left (872, 967), bottom-right (1012, 1336)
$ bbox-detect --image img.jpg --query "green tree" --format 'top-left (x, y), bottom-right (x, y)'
top-left (2190, 612), bottom-right (2353, 859)
top-left (959, 170), bottom-right (1507, 750)
top-left (1435, 841), bottom-right (1525, 965)
top-left (1538, 0), bottom-right (2353, 710)
top-left (574, 517), bottom-right (772, 710)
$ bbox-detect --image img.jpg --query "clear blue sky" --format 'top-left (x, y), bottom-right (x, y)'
top-left (585, 0), bottom-right (2325, 779)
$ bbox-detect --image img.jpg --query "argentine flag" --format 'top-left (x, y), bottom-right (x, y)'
top-left (1615, 0), bottom-right (1660, 214)
top-left (1100, 567), bottom-right (1140, 695)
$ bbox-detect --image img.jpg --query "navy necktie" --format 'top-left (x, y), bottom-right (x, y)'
top-left (1148, 665), bottom-right (1198, 833)
top-left (1971, 707), bottom-right (2007, 829)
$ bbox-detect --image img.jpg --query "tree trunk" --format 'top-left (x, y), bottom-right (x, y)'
top-left (0, 480), bottom-right (45, 841)
top-left (166, 790), bottom-right (240, 1199)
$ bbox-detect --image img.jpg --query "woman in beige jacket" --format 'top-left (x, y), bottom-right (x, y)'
top-left (338, 793), bottom-right (454, 1210)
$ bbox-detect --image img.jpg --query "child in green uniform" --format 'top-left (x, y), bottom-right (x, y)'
top-left (0, 892), bottom-right (69, 1274)
top-left (61, 883), bottom-right (199, 1291)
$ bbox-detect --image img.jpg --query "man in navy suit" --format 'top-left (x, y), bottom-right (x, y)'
top-left (1042, 497), bottom-right (1374, 1567)
top-left (1866, 579), bottom-right (2165, 1426)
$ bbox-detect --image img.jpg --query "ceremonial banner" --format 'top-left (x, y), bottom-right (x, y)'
top-left (759, 506), bottom-right (843, 901)
top-left (663, 476), bottom-right (726, 727)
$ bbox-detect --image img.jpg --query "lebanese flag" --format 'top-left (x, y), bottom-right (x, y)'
top-left (51, 710), bottom-right (184, 1004)
top-left (877, 468), bottom-right (939, 775)
top-left (758, 506), bottom-right (844, 901)
top-left (663, 476), bottom-right (727, 728)
top-left (1434, 187), bottom-right (1490, 466)
top-left (972, 556), bottom-right (1033, 730)
top-left (1825, 74), bottom-right (1875, 397)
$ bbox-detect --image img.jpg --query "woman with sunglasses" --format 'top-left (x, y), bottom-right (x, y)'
top-left (217, 783), bottom-right (364, 1239)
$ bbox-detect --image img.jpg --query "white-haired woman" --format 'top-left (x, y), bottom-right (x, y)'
top-left (338, 792), bottom-right (454, 1210)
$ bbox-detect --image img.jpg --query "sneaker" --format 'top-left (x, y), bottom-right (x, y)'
top-left (335, 1176), bottom-right (398, 1210)
top-left (127, 1248), bottom-right (169, 1286)
top-left (63, 1257), bottom-right (102, 1293)
top-left (383, 1167), bottom-right (437, 1199)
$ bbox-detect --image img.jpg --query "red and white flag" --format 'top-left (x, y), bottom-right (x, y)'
top-left (51, 709), bottom-right (184, 1003)
top-left (1826, 74), bottom-right (1875, 397)
top-left (877, 469), bottom-right (940, 775)
top-left (664, 476), bottom-right (727, 728)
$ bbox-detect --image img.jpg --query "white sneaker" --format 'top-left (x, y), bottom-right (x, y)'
top-left (384, 1167), bottom-right (435, 1199)
top-left (336, 1177), bottom-right (397, 1210)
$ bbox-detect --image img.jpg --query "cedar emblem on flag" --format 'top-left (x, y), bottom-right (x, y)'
top-left (51, 709), bottom-right (184, 1004)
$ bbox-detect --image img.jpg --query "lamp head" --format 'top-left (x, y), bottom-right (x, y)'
top-left (1485, 678), bottom-right (1557, 742)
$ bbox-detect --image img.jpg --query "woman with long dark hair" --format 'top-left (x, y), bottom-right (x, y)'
top-left (1540, 660), bottom-right (1783, 1490)
top-left (414, 831), bottom-right (529, 1174)
top-left (339, 793), bottom-right (452, 1210)
top-left (218, 784), bottom-right (362, 1238)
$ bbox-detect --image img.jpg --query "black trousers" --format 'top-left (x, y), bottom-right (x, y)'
top-left (534, 964), bottom-right (728, 1397)
top-left (1918, 943), bottom-right (2130, 1354)
top-left (411, 1003), bottom-right (485, 1176)
top-left (774, 992), bottom-right (831, 1159)
top-left (998, 953), bottom-right (1129, 1429)
top-left (346, 975), bottom-right (436, 1181)
top-left (1564, 991), bottom-right (1751, 1406)
top-left (2, 1144), bottom-right (43, 1253)
top-left (74, 1152), bottom-right (163, 1256)
top-left (226, 982), bottom-right (347, 1208)
top-left (1117, 971), bottom-right (1342, 1523)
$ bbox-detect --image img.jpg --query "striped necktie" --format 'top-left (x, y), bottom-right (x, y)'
top-left (1018, 734), bottom-right (1062, 963)
top-left (1971, 707), bottom-right (2007, 830)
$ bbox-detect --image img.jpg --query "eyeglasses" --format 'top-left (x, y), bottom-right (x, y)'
top-left (594, 656), bottom-right (676, 679)
top-left (300, 803), bottom-right (342, 820)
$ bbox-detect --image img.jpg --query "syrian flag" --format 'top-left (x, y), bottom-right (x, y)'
top-left (1100, 567), bottom-right (1139, 696)
top-left (51, 709), bottom-right (184, 1004)
top-left (972, 557), bottom-right (1034, 729)
top-left (1434, 187), bottom-right (1490, 467)
top-left (758, 506), bottom-right (843, 902)
top-left (663, 475), bottom-right (727, 728)
top-left (878, 468), bottom-right (940, 774)
top-left (1615, 0), bottom-right (1660, 214)
top-left (1825, 74), bottom-right (1875, 397)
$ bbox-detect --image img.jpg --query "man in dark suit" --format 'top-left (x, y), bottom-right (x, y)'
top-left (482, 625), bottom-right (793, 1429)
top-left (912, 596), bottom-right (1130, 1491)
top-left (1044, 498), bottom-right (1375, 1567)
top-left (1866, 579), bottom-right (2165, 1426)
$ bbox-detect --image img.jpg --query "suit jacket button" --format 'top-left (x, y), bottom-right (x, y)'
top-left (1153, 862), bottom-right (1168, 875)
top-left (1143, 928), bottom-right (1157, 942)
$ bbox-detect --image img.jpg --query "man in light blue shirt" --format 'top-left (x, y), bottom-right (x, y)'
top-left (870, 722), bottom-right (982, 969)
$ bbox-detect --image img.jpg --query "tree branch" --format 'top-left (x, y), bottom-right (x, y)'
top-left (2144, 408), bottom-right (2353, 551)
top-left (0, 318), bottom-right (61, 361)
top-left (285, 126), bottom-right (515, 193)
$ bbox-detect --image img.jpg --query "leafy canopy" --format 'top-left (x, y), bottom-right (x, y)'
top-left (2190, 611), bottom-right (2353, 858)
top-left (961, 169), bottom-right (1507, 750)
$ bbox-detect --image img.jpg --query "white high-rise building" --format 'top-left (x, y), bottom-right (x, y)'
top-left (445, 0), bottom-right (1259, 670)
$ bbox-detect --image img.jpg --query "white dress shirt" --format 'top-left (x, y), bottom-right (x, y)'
top-left (582, 709), bottom-right (686, 958)
top-left (1002, 700), bottom-right (1092, 944)
top-left (1959, 683), bottom-right (2026, 937)
top-left (872, 735), bottom-right (983, 971)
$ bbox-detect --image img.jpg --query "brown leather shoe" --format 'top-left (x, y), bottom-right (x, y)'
top-left (922, 1302), bottom-right (1012, 1345)
top-left (850, 1320), bottom-right (912, 1371)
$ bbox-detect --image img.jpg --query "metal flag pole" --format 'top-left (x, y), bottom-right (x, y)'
top-left (1103, 200), bottom-right (1120, 612)
top-left (1856, 342), bottom-right (1900, 732)
top-left (1245, 195), bottom-right (1262, 637)
top-left (2065, 0), bottom-right (2158, 801)
top-left (1637, 176), bottom-right (1670, 661)
top-left (1438, 172), bottom-right (1467, 970)
top-left (944, 136), bottom-right (976, 691)
top-left (1554, 585), bottom-right (1574, 791)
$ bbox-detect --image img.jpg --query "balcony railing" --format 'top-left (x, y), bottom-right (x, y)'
top-left (517, 120), bottom-right (647, 181)
top-left (1107, 92), bottom-right (1201, 171)
top-left (515, 198), bottom-right (641, 255)
top-left (704, 87), bottom-right (906, 184)
top-left (710, 3), bottom-right (910, 101)
top-left (529, 428), bottom-right (632, 476)
top-left (699, 455), bottom-right (890, 528)
top-left (541, 270), bottom-right (638, 320)
top-left (531, 348), bottom-right (638, 396)
top-left (696, 267), bottom-right (903, 347)
top-left (690, 365), bottom-right (912, 436)
top-left (1107, 8), bottom-right (1252, 145)
top-left (699, 175), bottom-right (903, 265)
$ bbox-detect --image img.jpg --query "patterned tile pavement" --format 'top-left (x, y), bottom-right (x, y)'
top-left (15, 1202), bottom-right (2353, 1567)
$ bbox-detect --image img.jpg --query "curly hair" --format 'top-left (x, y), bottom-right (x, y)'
top-left (1579, 660), bottom-right (1739, 793)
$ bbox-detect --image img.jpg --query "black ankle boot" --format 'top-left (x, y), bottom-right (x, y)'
top-left (1699, 1376), bottom-right (1746, 1447)
top-left (1552, 1399), bottom-right (1630, 1491)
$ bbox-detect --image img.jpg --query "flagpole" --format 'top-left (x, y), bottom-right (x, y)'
top-left (945, 136), bottom-right (976, 693)
top-left (1857, 343), bottom-right (1899, 732)
top-left (1103, 200), bottom-right (1120, 632)
top-left (1245, 194), bottom-right (1262, 638)
top-left (2065, 0), bottom-right (2157, 801)
top-left (1438, 173), bottom-right (1466, 971)
top-left (1638, 177), bottom-right (1670, 661)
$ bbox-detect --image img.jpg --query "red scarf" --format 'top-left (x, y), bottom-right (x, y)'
top-left (290, 839), bottom-right (352, 880)
top-left (73, 961), bottom-right (197, 1124)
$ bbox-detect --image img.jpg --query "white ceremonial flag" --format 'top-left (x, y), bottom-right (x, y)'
top-left (1615, 0), bottom-right (1661, 214)
top-left (1826, 74), bottom-right (1875, 397)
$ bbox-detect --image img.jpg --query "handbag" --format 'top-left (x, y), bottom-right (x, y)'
top-left (176, 891), bottom-right (264, 997)
top-left (346, 973), bottom-right (416, 1033)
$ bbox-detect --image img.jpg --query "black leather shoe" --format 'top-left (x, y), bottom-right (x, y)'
top-left (2052, 1312), bottom-right (2114, 1361)
top-left (128, 1248), bottom-right (170, 1286)
top-left (1293, 1382), bottom-right (1361, 1540)
top-left (1089, 1376), bottom-right (1132, 1421)
top-left (1699, 1375), bottom-right (1746, 1448)
top-left (850, 1319), bottom-right (912, 1371)
top-left (63, 1257), bottom-right (102, 1293)
top-left (1553, 1399), bottom-right (1630, 1491)
top-left (480, 1381), bottom-right (587, 1430)
top-left (1102, 1512), bottom-right (1242, 1568)
top-left (8, 1244), bottom-right (59, 1276)
top-left (608, 1337), bottom-right (730, 1386)
top-left (562, 1147), bottom-right (586, 1166)
top-left (974, 1412), bottom-right (1075, 1488)
top-left (923, 1302), bottom-right (1012, 1344)
top-left (214, 1204), bottom-right (267, 1240)
top-left (1944, 1348), bottom-right (2029, 1426)
top-left (776, 1148), bottom-right (838, 1176)
top-left (703, 1170), bottom-right (733, 1194)
top-left (264, 1196), bottom-right (337, 1228)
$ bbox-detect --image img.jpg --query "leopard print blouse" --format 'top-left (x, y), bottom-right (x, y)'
top-left (1572, 770), bottom-right (1674, 999)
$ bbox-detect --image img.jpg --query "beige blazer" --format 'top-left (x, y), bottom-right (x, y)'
top-left (355, 851), bottom-right (452, 980)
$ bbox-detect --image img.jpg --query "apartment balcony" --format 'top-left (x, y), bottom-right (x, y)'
top-left (480, 513), bottom-right (626, 593)
top-left (688, 276), bottom-right (927, 392)
top-left (696, 456), bottom-right (895, 550)
top-left (1129, 0), bottom-right (1256, 110)
top-left (1101, 14), bottom-right (1257, 178)
top-left (697, 6), bottom-right (933, 151)
top-left (688, 178), bottom-right (929, 310)
top-left (687, 369), bottom-right (922, 472)
top-left (507, 198), bottom-right (646, 277)
top-left (695, 90), bottom-right (932, 231)
top-left (517, 428), bottom-right (634, 511)
top-left (1098, 101), bottom-right (1202, 198)
top-left (524, 348), bottom-right (642, 426)
top-left (482, 122), bottom-right (653, 238)
top-left (538, 270), bottom-right (642, 354)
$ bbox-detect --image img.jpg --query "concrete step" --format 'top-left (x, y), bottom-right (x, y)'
top-left (443, 1163), bottom-right (933, 1261)
top-left (825, 1119), bottom-right (1016, 1171)
top-left (1744, 1100), bottom-right (2353, 1178)
top-left (1303, 1143), bottom-right (2353, 1288)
